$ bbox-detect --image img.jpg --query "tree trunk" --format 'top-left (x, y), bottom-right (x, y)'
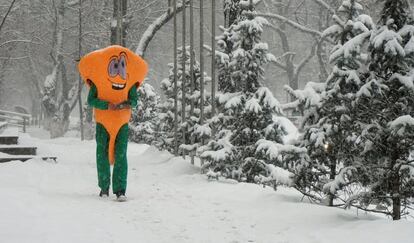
top-left (46, 0), bottom-right (70, 138)
top-left (391, 151), bottom-right (401, 220)
top-left (276, 0), bottom-right (297, 92)
top-left (78, 0), bottom-right (84, 141)
top-left (316, 40), bottom-right (329, 81)
top-left (84, 105), bottom-right (95, 140)
top-left (392, 172), bottom-right (401, 220)
top-left (316, 5), bottom-right (329, 81)
top-left (0, 57), bottom-right (10, 105)
top-left (328, 158), bottom-right (336, 207)
top-left (111, 0), bottom-right (128, 46)
top-left (79, 0), bottom-right (109, 140)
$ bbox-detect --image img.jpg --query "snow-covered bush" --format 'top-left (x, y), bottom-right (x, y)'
top-left (129, 83), bottom-right (160, 145)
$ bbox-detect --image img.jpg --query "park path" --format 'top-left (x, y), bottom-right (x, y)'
top-left (0, 132), bottom-right (412, 243)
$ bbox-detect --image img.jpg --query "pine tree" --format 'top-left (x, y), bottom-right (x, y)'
top-left (129, 83), bottom-right (160, 145)
top-left (351, 0), bottom-right (414, 220)
top-left (157, 47), bottom-right (211, 154)
top-left (283, 0), bottom-right (373, 206)
top-left (202, 8), bottom-right (293, 187)
top-left (216, 0), bottom-right (246, 94)
top-left (223, 0), bottom-right (242, 28)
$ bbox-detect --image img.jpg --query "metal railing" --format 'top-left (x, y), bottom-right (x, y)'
top-left (0, 109), bottom-right (31, 133)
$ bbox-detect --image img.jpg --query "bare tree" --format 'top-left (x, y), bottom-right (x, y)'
top-left (261, 0), bottom-right (318, 94)
top-left (37, 0), bottom-right (81, 138)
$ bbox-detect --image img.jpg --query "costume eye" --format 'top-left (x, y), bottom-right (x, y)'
top-left (108, 58), bottom-right (118, 77)
top-left (119, 55), bottom-right (127, 80)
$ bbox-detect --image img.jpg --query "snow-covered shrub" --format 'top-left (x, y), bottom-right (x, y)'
top-left (129, 83), bottom-right (160, 145)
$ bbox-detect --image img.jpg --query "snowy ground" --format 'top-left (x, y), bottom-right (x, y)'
top-left (0, 129), bottom-right (413, 243)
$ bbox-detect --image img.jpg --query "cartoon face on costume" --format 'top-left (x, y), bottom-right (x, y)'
top-left (107, 52), bottom-right (128, 90)
top-left (79, 45), bottom-right (148, 104)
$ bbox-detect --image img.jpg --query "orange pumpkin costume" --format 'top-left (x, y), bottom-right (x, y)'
top-left (79, 45), bottom-right (148, 163)
top-left (78, 45), bottom-right (148, 195)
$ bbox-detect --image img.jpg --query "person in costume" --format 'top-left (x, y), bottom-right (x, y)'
top-left (78, 45), bottom-right (148, 201)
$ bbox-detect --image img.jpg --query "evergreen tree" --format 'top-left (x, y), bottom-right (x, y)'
top-left (217, 0), bottom-right (252, 93)
top-left (351, 0), bottom-right (414, 220)
top-left (157, 47), bottom-right (211, 154)
top-left (129, 83), bottom-right (160, 145)
top-left (202, 8), bottom-right (292, 187)
top-left (216, 26), bottom-right (234, 93)
top-left (283, 0), bottom-right (373, 206)
top-left (223, 0), bottom-right (242, 27)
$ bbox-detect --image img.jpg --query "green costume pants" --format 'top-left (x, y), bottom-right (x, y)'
top-left (95, 123), bottom-right (129, 194)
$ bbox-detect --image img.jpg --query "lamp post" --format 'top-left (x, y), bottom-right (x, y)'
top-left (189, 0), bottom-right (195, 164)
top-left (211, 0), bottom-right (216, 136)
top-left (173, 0), bottom-right (179, 156)
top-left (199, 0), bottom-right (205, 166)
top-left (181, 0), bottom-right (187, 159)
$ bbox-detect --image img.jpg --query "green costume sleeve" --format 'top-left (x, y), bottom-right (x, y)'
top-left (127, 85), bottom-right (139, 108)
top-left (87, 83), bottom-right (109, 110)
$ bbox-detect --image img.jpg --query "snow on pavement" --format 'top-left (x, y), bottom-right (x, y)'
top-left (0, 133), bottom-right (413, 243)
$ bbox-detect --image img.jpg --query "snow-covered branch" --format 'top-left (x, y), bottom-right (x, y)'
top-left (0, 0), bottom-right (17, 33)
top-left (0, 39), bottom-right (41, 48)
top-left (312, 0), bottom-right (335, 14)
top-left (252, 12), bottom-right (323, 37)
top-left (136, 0), bottom-right (190, 57)
top-left (240, 0), bottom-right (263, 8)
top-left (295, 41), bottom-right (318, 77)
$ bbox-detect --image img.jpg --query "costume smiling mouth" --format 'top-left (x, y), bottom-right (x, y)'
top-left (111, 82), bottom-right (126, 90)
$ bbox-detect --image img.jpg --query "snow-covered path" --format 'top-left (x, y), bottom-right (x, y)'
top-left (0, 133), bottom-right (413, 243)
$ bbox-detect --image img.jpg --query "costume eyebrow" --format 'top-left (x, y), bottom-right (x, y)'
top-left (119, 52), bottom-right (128, 61)
top-left (109, 55), bottom-right (118, 61)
